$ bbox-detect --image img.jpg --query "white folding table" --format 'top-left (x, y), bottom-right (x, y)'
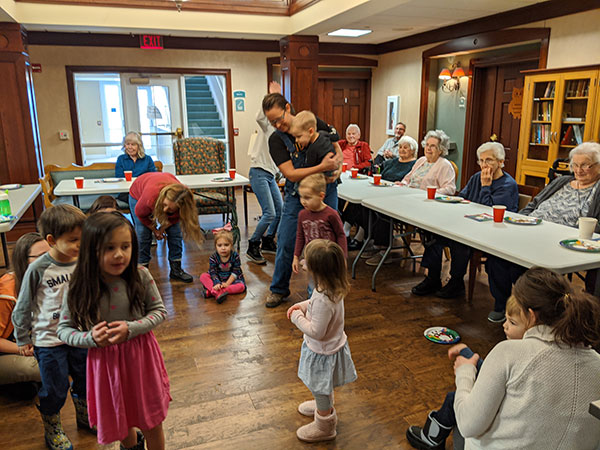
top-left (0, 184), bottom-right (41, 268)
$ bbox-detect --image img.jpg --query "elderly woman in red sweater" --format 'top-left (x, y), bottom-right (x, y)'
top-left (338, 124), bottom-right (372, 174)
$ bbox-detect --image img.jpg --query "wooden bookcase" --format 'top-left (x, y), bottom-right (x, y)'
top-left (515, 67), bottom-right (600, 187)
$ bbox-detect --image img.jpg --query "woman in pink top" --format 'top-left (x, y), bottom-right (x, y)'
top-left (399, 129), bottom-right (456, 195)
top-left (287, 239), bottom-right (357, 443)
top-left (129, 172), bottom-right (204, 283)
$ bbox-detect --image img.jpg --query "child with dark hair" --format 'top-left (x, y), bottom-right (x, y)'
top-left (58, 212), bottom-right (170, 450)
top-left (88, 195), bottom-right (118, 215)
top-left (11, 204), bottom-right (91, 450)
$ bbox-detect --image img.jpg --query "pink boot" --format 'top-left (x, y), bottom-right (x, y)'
top-left (296, 409), bottom-right (337, 442)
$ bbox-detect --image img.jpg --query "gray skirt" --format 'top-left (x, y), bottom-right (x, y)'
top-left (297, 340), bottom-right (357, 395)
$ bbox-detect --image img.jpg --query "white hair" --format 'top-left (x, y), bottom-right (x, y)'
top-left (569, 142), bottom-right (600, 165)
top-left (421, 129), bottom-right (450, 156)
top-left (346, 123), bottom-right (360, 135)
top-left (477, 142), bottom-right (505, 167)
top-left (398, 135), bottom-right (418, 158)
top-left (122, 132), bottom-right (146, 158)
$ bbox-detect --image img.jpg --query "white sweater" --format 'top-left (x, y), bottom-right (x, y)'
top-left (454, 325), bottom-right (600, 450)
top-left (248, 109), bottom-right (278, 175)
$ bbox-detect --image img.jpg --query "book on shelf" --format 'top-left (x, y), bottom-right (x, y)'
top-left (561, 126), bottom-right (574, 145)
top-left (563, 117), bottom-right (583, 123)
top-left (572, 124), bottom-right (584, 145)
top-left (543, 82), bottom-right (554, 98)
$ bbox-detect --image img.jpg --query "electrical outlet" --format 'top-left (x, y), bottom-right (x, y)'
top-left (58, 131), bottom-right (69, 140)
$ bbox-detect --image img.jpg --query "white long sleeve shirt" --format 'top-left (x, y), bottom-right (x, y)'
top-left (291, 289), bottom-right (346, 355)
top-left (454, 325), bottom-right (600, 450)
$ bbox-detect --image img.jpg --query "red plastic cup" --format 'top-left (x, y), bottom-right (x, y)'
top-left (351, 168), bottom-right (358, 179)
top-left (228, 168), bottom-right (236, 179)
top-left (426, 185), bottom-right (436, 200)
top-left (342, 163), bottom-right (348, 173)
top-left (124, 171), bottom-right (132, 182)
top-left (373, 174), bottom-right (381, 185)
top-left (75, 177), bottom-right (84, 189)
top-left (493, 205), bottom-right (506, 223)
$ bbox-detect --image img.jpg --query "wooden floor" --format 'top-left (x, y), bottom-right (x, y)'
top-left (0, 189), bottom-right (507, 449)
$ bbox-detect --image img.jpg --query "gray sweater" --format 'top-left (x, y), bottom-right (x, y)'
top-left (57, 267), bottom-right (166, 348)
top-left (521, 176), bottom-right (600, 232)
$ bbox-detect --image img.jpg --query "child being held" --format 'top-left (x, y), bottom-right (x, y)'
top-left (292, 174), bottom-right (347, 275)
top-left (406, 295), bottom-right (532, 450)
top-left (200, 228), bottom-right (246, 304)
top-left (57, 211), bottom-right (170, 449)
top-left (11, 204), bottom-right (92, 450)
top-left (290, 111), bottom-right (337, 178)
top-left (287, 239), bottom-right (357, 442)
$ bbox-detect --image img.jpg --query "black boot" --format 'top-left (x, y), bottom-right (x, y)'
top-left (406, 411), bottom-right (452, 450)
top-left (246, 240), bottom-right (266, 265)
top-left (411, 275), bottom-right (442, 296)
top-left (169, 261), bottom-right (193, 283)
top-left (261, 235), bottom-right (277, 255)
top-left (436, 277), bottom-right (465, 299)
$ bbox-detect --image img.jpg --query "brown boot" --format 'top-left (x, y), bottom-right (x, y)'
top-left (296, 409), bottom-right (337, 442)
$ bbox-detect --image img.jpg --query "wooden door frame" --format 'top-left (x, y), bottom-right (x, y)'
top-left (461, 52), bottom-right (541, 186)
top-left (65, 65), bottom-right (235, 166)
top-left (418, 28), bottom-right (550, 169)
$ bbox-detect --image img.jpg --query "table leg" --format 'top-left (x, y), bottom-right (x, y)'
top-left (72, 195), bottom-right (81, 209)
top-left (32, 200), bottom-right (38, 223)
top-left (371, 218), bottom-right (394, 292)
top-left (243, 187), bottom-right (248, 228)
top-left (352, 208), bottom-right (372, 279)
top-left (1, 233), bottom-right (8, 269)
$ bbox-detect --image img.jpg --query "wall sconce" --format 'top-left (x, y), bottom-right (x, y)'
top-left (439, 64), bottom-right (465, 93)
top-left (172, 0), bottom-right (187, 12)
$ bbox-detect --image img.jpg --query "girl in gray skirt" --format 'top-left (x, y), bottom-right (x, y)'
top-left (286, 239), bottom-right (357, 442)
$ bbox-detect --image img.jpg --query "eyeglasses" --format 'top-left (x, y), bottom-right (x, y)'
top-left (269, 110), bottom-right (286, 127)
top-left (571, 162), bottom-right (597, 170)
top-left (477, 158), bottom-right (497, 166)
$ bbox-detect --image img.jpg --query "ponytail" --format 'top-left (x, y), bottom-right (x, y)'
top-left (513, 267), bottom-right (600, 347)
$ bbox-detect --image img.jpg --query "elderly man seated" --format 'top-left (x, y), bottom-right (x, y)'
top-left (485, 141), bottom-right (600, 322)
top-left (338, 124), bottom-right (372, 174)
top-left (373, 122), bottom-right (406, 166)
top-left (412, 141), bottom-right (518, 298)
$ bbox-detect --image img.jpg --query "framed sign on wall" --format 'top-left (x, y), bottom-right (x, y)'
top-left (386, 95), bottom-right (400, 135)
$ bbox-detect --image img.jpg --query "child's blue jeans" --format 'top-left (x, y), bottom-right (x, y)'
top-left (34, 345), bottom-right (87, 415)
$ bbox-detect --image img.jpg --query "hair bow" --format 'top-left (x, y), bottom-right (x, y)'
top-left (212, 222), bottom-right (233, 234)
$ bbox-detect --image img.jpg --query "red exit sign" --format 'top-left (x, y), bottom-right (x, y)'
top-left (140, 35), bottom-right (163, 49)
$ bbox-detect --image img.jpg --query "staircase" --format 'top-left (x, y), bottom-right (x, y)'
top-left (185, 76), bottom-right (226, 140)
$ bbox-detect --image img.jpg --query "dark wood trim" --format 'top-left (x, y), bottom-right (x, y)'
top-left (467, 50), bottom-right (540, 69)
top-left (417, 57), bottom-right (430, 151)
top-left (461, 59), bottom-right (477, 188)
top-left (538, 35), bottom-right (549, 69)
top-left (317, 71), bottom-right (371, 80)
top-left (378, 0), bottom-right (599, 54)
top-left (289, 0), bottom-right (320, 15)
top-left (317, 55), bottom-right (377, 67)
top-left (318, 42), bottom-right (378, 55)
top-left (65, 65), bottom-right (235, 166)
top-left (365, 77), bottom-right (371, 147)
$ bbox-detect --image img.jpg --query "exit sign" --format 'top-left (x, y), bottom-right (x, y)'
top-left (140, 35), bottom-right (163, 49)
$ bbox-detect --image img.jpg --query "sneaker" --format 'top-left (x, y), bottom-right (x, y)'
top-left (365, 252), bottom-right (393, 266)
top-left (261, 235), bottom-right (277, 255)
top-left (246, 240), bottom-right (266, 265)
top-left (411, 276), bottom-right (442, 296)
top-left (435, 278), bottom-right (465, 299)
top-left (216, 291), bottom-right (228, 304)
top-left (265, 292), bottom-right (286, 308)
top-left (488, 310), bottom-right (506, 323)
top-left (348, 239), bottom-right (364, 251)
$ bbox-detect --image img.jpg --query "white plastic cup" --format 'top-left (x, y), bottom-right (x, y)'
top-left (578, 217), bottom-right (598, 239)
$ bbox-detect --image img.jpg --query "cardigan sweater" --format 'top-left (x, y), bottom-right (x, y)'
top-left (399, 156), bottom-right (456, 195)
top-left (521, 175), bottom-right (600, 232)
top-left (115, 154), bottom-right (157, 178)
top-left (338, 139), bottom-right (372, 170)
top-left (454, 325), bottom-right (600, 450)
top-left (459, 172), bottom-right (519, 212)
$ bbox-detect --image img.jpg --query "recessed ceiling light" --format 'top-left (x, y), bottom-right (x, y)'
top-left (327, 28), bottom-right (372, 38)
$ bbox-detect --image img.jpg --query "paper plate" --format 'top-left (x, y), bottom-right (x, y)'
top-left (0, 215), bottom-right (15, 223)
top-left (424, 327), bottom-right (461, 344)
top-left (559, 238), bottom-right (600, 253)
top-left (100, 178), bottom-right (124, 183)
top-left (0, 184), bottom-right (22, 190)
top-left (348, 174), bottom-right (367, 180)
top-left (211, 177), bottom-right (233, 182)
top-left (504, 216), bottom-right (542, 226)
top-left (435, 195), bottom-right (463, 203)
top-left (369, 180), bottom-right (393, 187)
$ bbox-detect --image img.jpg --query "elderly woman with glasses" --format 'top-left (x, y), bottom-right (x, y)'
top-left (412, 142), bottom-right (518, 299)
top-left (486, 141), bottom-right (600, 322)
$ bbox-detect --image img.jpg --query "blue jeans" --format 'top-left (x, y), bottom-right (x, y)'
top-left (249, 167), bottom-right (283, 242)
top-left (270, 183), bottom-right (338, 296)
top-left (34, 345), bottom-right (87, 415)
top-left (129, 196), bottom-right (183, 265)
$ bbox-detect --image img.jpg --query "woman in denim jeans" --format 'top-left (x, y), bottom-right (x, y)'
top-left (246, 89), bottom-right (283, 265)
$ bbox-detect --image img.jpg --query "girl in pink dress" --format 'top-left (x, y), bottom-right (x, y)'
top-left (57, 212), bottom-right (170, 450)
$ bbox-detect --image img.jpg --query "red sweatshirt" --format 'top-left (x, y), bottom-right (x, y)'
top-left (129, 172), bottom-right (181, 228)
top-left (294, 205), bottom-right (348, 258)
top-left (339, 139), bottom-right (372, 170)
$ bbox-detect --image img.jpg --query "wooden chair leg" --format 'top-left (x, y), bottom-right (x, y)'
top-left (467, 250), bottom-right (482, 304)
top-left (443, 247), bottom-right (451, 261)
top-left (243, 187), bottom-right (248, 228)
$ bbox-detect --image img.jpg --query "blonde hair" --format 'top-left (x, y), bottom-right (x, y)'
top-left (299, 173), bottom-right (326, 195)
top-left (506, 295), bottom-right (525, 319)
top-left (290, 110), bottom-right (317, 135)
top-left (214, 229), bottom-right (233, 246)
top-left (305, 239), bottom-right (349, 302)
top-left (122, 132), bottom-right (146, 159)
top-left (154, 183), bottom-right (204, 245)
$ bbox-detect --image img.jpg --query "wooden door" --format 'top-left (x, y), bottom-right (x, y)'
top-left (318, 78), bottom-right (369, 143)
top-left (463, 59), bottom-right (538, 186)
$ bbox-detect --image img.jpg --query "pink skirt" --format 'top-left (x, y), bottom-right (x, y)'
top-left (87, 331), bottom-right (171, 444)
